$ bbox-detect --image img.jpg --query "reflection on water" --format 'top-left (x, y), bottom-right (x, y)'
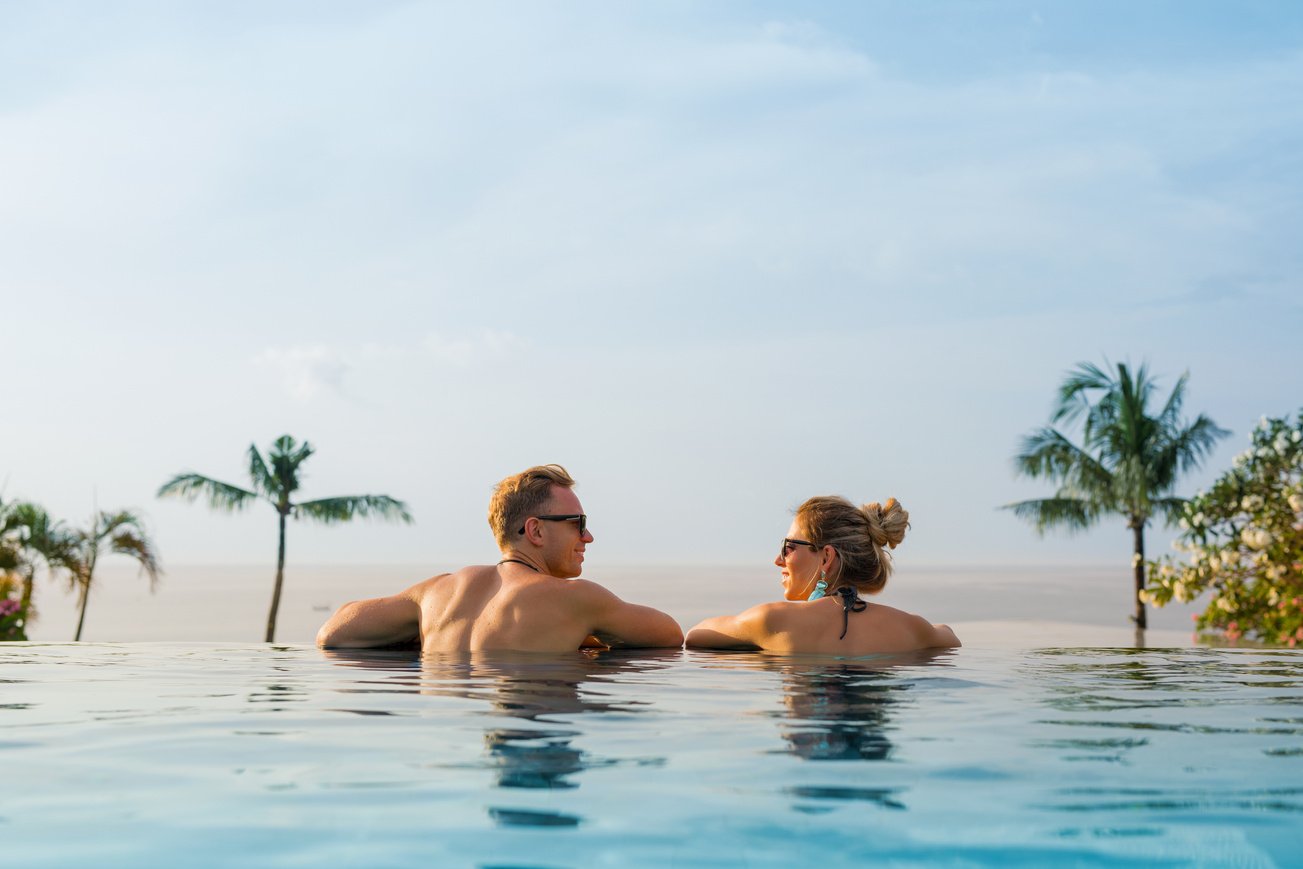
top-left (710, 650), bottom-right (954, 764)
top-left (770, 663), bottom-right (901, 762)
top-left (1024, 648), bottom-right (1303, 818)
top-left (323, 649), bottom-right (676, 828)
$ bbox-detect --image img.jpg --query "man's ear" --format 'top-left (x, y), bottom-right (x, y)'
top-left (521, 516), bottom-right (541, 545)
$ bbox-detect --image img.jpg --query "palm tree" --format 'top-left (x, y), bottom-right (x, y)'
top-left (0, 501), bottom-right (77, 628)
top-left (157, 435), bottom-right (413, 642)
top-left (1005, 361), bottom-right (1228, 629)
top-left (67, 510), bottom-right (161, 641)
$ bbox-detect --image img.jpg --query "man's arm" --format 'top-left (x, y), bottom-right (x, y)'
top-left (684, 605), bottom-right (770, 650)
top-left (315, 578), bottom-right (437, 649)
top-left (579, 582), bottom-right (684, 649)
top-left (927, 621), bottom-right (962, 648)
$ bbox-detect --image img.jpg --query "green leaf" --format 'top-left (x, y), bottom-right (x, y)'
top-left (157, 474), bottom-right (258, 511)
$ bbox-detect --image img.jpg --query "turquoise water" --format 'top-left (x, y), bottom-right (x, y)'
top-left (3, 644), bottom-right (1301, 867)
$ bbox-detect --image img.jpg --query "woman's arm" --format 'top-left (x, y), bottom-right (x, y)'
top-left (685, 605), bottom-right (772, 650)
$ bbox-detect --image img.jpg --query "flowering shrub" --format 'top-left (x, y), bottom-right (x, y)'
top-left (1144, 410), bottom-right (1303, 645)
top-left (0, 584), bottom-right (26, 641)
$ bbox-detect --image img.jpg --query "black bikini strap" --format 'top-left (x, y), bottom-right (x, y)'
top-left (835, 586), bottom-right (867, 640)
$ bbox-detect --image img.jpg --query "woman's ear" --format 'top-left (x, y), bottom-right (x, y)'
top-left (821, 545), bottom-right (838, 572)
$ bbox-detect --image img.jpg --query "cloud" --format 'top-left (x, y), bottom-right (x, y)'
top-left (255, 330), bottom-right (526, 401)
top-left (422, 329), bottom-right (526, 367)
top-left (254, 345), bottom-right (348, 402)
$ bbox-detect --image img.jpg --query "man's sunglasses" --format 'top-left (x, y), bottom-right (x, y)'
top-left (780, 537), bottom-right (817, 559)
top-left (519, 514), bottom-right (588, 536)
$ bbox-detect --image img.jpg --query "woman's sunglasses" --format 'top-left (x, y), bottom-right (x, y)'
top-left (779, 537), bottom-right (816, 559)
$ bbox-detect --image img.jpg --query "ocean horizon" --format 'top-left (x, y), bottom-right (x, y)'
top-left (23, 561), bottom-right (1206, 648)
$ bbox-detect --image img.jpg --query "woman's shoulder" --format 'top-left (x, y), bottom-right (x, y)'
top-left (734, 599), bottom-right (803, 628)
top-left (865, 600), bottom-right (961, 647)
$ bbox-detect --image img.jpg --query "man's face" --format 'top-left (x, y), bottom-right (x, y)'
top-left (538, 485), bottom-right (594, 579)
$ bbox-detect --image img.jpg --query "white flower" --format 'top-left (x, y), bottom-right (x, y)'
top-left (1242, 495), bottom-right (1264, 512)
top-left (1131, 553), bottom-right (1143, 567)
top-left (1193, 513), bottom-right (1206, 526)
top-left (1179, 518), bottom-right (1190, 530)
top-left (1268, 589), bottom-right (1281, 606)
top-left (1258, 416), bottom-right (1270, 431)
top-left (1293, 430), bottom-right (1301, 443)
top-left (1173, 581), bottom-right (1190, 603)
top-left (1160, 564), bottom-right (1174, 578)
top-left (1217, 597), bottom-right (1235, 612)
top-left (1208, 554), bottom-right (1221, 571)
top-left (1233, 452), bottom-right (1248, 469)
top-left (1289, 492), bottom-right (1303, 513)
top-left (1137, 590), bottom-right (1155, 606)
top-left (1242, 528), bottom-right (1272, 550)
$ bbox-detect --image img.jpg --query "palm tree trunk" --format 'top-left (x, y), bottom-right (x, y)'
top-left (73, 578), bottom-right (89, 641)
top-left (1131, 522), bottom-right (1147, 630)
top-left (265, 510), bottom-right (287, 642)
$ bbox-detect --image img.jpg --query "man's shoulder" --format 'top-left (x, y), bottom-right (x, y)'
top-left (535, 577), bottom-right (621, 610)
top-left (407, 566), bottom-right (489, 596)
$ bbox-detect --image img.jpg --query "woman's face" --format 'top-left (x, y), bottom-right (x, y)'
top-left (776, 519), bottom-right (821, 601)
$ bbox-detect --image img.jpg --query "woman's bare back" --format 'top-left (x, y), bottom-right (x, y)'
top-left (761, 598), bottom-right (958, 655)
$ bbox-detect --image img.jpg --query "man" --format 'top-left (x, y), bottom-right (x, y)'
top-left (316, 464), bottom-right (683, 652)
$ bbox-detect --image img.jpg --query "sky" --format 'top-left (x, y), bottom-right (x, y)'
top-left (3, 1), bottom-right (1302, 574)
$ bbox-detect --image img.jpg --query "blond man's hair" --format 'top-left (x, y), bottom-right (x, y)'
top-left (795, 495), bottom-right (910, 595)
top-left (488, 464), bottom-right (576, 549)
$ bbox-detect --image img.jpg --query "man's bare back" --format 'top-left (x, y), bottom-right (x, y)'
top-left (317, 564), bottom-right (681, 652)
top-left (316, 466), bottom-right (683, 653)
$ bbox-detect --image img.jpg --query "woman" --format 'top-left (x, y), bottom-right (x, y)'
top-left (686, 496), bottom-right (960, 654)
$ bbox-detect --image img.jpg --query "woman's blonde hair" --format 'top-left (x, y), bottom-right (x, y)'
top-left (488, 464), bottom-right (576, 549)
top-left (795, 495), bottom-right (909, 595)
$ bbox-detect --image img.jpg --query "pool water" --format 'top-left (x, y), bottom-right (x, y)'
top-left (3, 644), bottom-right (1301, 868)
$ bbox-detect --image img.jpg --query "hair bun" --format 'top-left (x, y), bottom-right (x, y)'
top-left (862, 498), bottom-right (909, 549)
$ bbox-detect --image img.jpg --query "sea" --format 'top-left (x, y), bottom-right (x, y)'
top-left (24, 562), bottom-right (1205, 647)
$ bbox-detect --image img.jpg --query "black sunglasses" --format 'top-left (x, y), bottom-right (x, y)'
top-left (519, 514), bottom-right (588, 536)
top-left (780, 537), bottom-right (817, 559)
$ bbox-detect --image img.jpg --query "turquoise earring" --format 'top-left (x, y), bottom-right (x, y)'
top-left (808, 570), bottom-right (828, 601)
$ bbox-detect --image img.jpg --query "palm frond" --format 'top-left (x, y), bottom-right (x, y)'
top-left (1155, 370), bottom-right (1189, 432)
top-left (268, 435), bottom-right (313, 498)
top-left (1013, 427), bottom-right (1115, 495)
top-left (247, 445), bottom-right (278, 500)
top-left (295, 495), bottom-right (413, 525)
top-left (109, 528), bottom-right (162, 592)
top-left (1001, 497), bottom-right (1100, 534)
top-left (158, 474), bottom-right (258, 511)
top-left (1166, 414), bottom-right (1232, 477)
top-left (1052, 361), bottom-right (1112, 426)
